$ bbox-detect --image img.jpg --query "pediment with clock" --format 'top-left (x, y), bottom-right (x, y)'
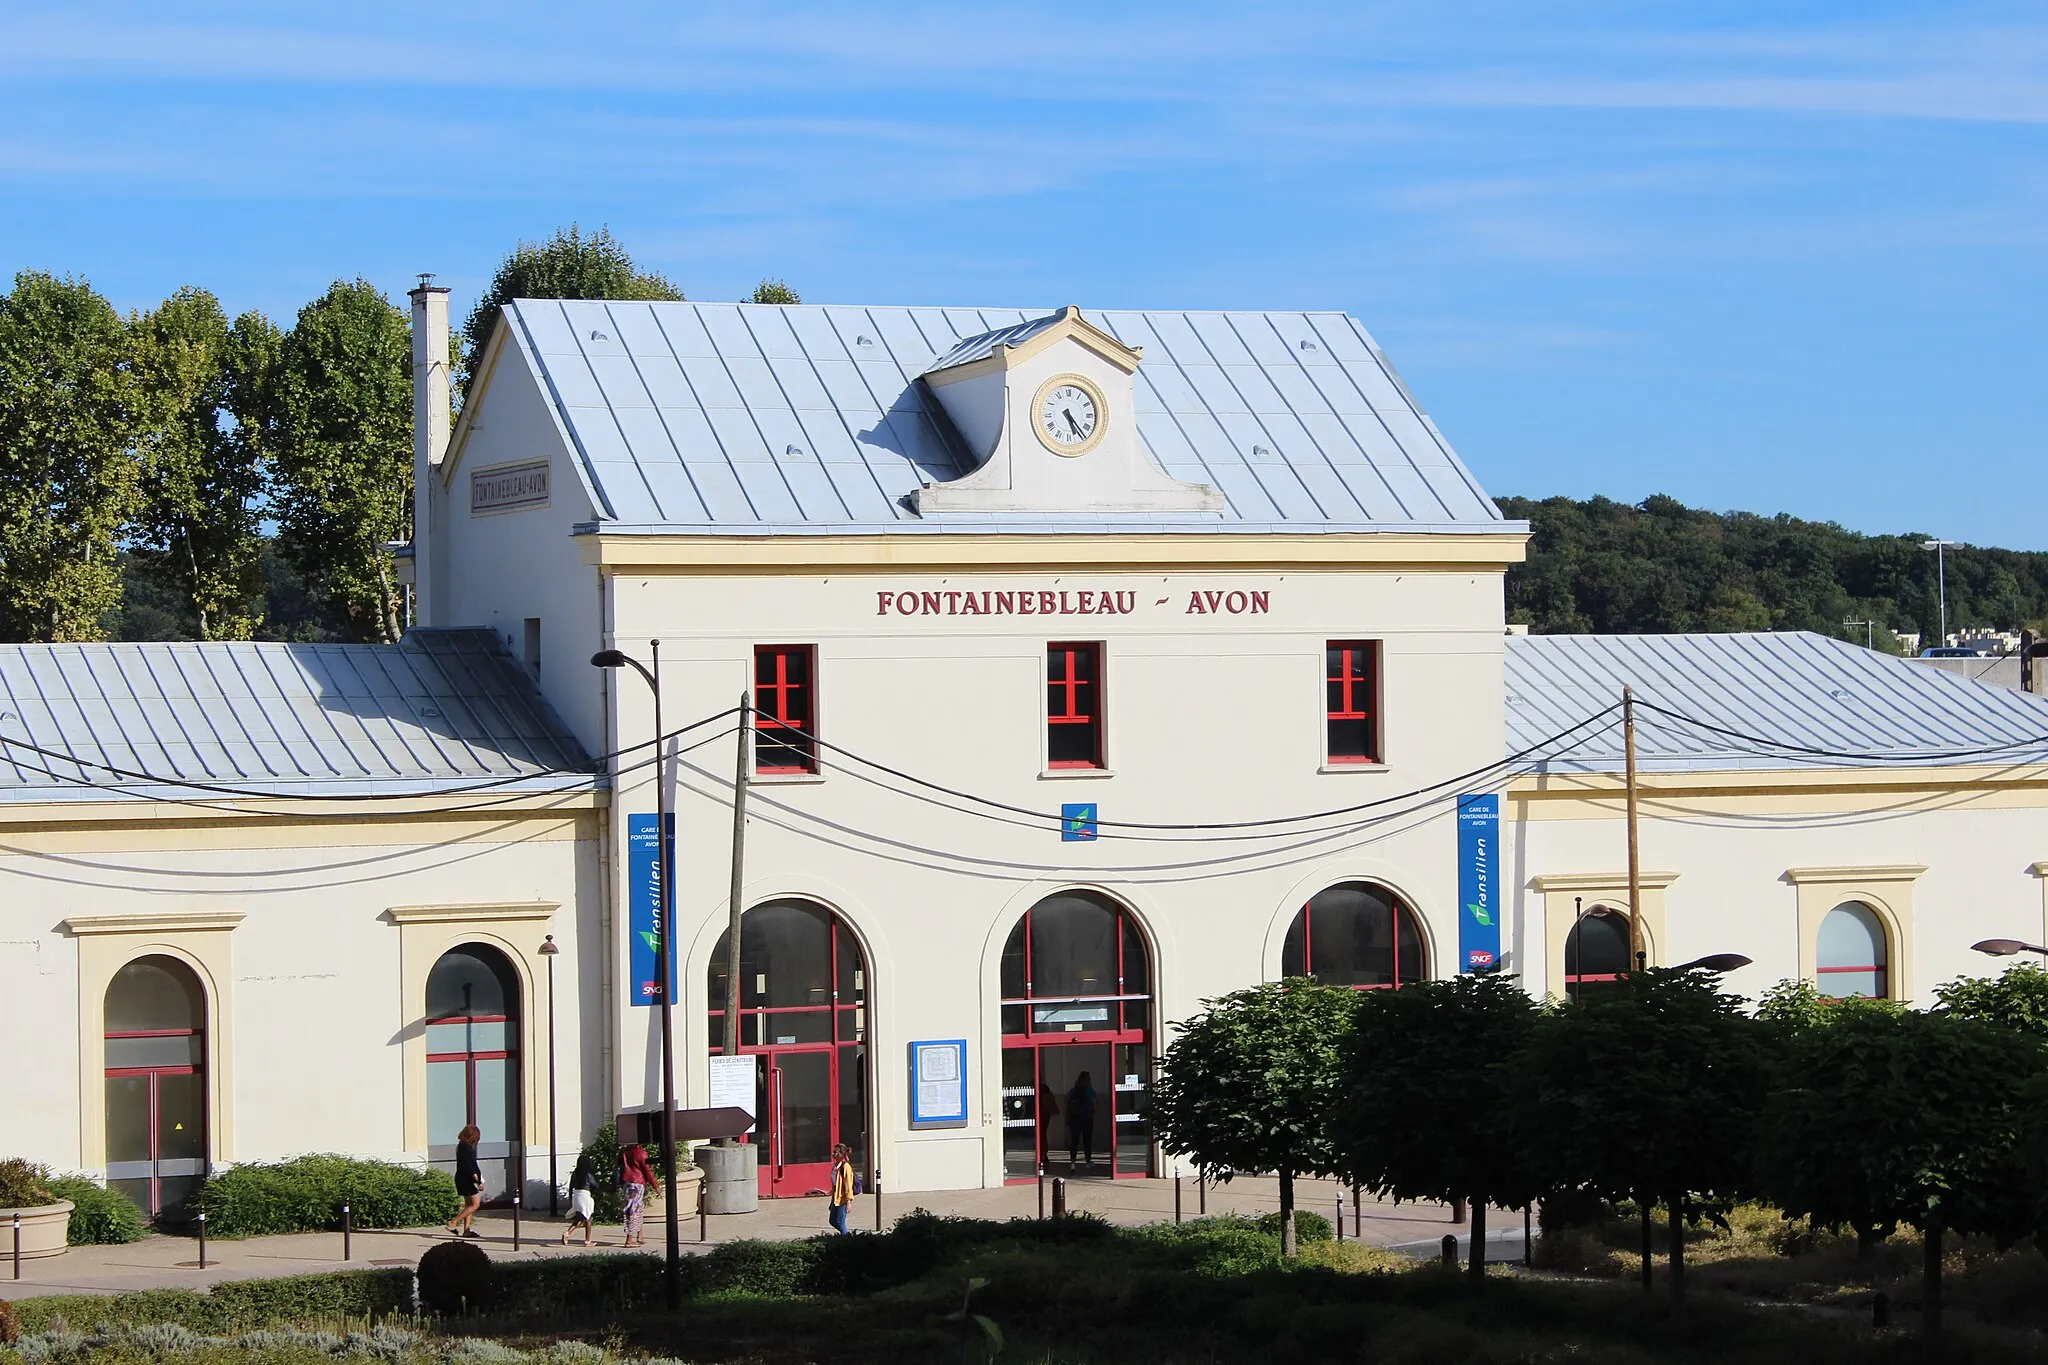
top-left (913, 306), bottom-right (1224, 516)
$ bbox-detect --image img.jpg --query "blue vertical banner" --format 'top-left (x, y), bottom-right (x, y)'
top-left (1456, 793), bottom-right (1501, 972)
top-left (627, 813), bottom-right (676, 1006)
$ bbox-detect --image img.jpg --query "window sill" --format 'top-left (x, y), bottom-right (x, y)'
top-left (1318, 762), bottom-right (1390, 774)
top-left (752, 772), bottom-right (827, 786)
top-left (1039, 768), bottom-right (1116, 780)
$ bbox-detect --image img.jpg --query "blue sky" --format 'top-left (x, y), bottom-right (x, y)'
top-left (3, 2), bottom-right (2044, 545)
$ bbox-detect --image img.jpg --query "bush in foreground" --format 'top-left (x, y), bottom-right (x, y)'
top-left (44, 1175), bottom-right (147, 1244)
top-left (13, 1268), bottom-right (413, 1335)
top-left (192, 1155), bottom-right (459, 1237)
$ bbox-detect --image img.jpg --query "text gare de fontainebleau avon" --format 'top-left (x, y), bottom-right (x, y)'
top-left (875, 587), bottom-right (1274, 618)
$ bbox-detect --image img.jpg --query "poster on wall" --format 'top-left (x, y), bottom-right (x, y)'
top-left (707, 1053), bottom-right (757, 1135)
top-left (908, 1039), bottom-right (968, 1129)
top-left (627, 813), bottom-right (676, 1006)
top-left (1456, 794), bottom-right (1500, 972)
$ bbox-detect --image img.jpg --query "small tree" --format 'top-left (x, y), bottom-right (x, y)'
top-left (1335, 973), bottom-right (1539, 1282)
top-left (1760, 1006), bottom-right (2038, 1338)
top-left (462, 225), bottom-right (684, 390)
top-left (1519, 967), bottom-right (1765, 1311)
top-left (1149, 980), bottom-right (1356, 1256)
top-left (1935, 961), bottom-right (2048, 1039)
top-left (750, 279), bottom-right (800, 305)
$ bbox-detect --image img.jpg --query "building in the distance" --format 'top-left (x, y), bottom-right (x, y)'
top-left (7, 290), bottom-right (2048, 1211)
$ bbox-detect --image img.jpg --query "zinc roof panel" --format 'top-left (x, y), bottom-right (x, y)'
top-left (1182, 312), bottom-right (1259, 366)
top-left (653, 306), bottom-right (721, 359)
top-left (1304, 314), bottom-right (1377, 366)
top-left (817, 460), bottom-right (898, 522)
top-left (636, 455), bottom-right (713, 525)
top-left (1135, 363), bottom-right (1203, 416)
top-left (1224, 314), bottom-right (1298, 367)
top-left (688, 458), bottom-right (764, 522)
top-left (540, 352), bottom-right (607, 409)
top-left (1196, 458), bottom-right (1281, 522)
top-left (1222, 363), bottom-right (1289, 415)
top-left (863, 311), bottom-right (943, 375)
top-left (1332, 462), bottom-right (1406, 520)
top-left (766, 355), bottom-right (836, 412)
top-left (1379, 406), bottom-right (1454, 465)
top-left (810, 358), bottom-right (881, 414)
top-left (742, 306), bottom-right (809, 361)
top-left (697, 305), bottom-right (765, 359)
top-left (780, 459), bottom-right (854, 522)
top-left (512, 301), bottom-right (582, 355)
top-left (723, 355), bottom-right (785, 413)
top-left (783, 307), bottom-right (856, 360)
top-left (1178, 364), bottom-right (1250, 415)
top-left (676, 353), bottom-right (746, 409)
top-left (587, 353), bottom-right (655, 408)
top-left (1292, 464), bottom-right (1360, 519)
top-left (704, 405), bottom-right (776, 464)
top-left (1267, 366), bottom-right (1337, 417)
top-left (605, 303), bottom-right (678, 356)
top-left (732, 462), bottom-right (806, 523)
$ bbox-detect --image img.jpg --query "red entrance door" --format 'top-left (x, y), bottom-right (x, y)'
top-left (709, 900), bottom-right (870, 1198)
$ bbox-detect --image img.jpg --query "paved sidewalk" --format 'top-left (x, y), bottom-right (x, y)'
top-left (2, 1175), bottom-right (1481, 1301)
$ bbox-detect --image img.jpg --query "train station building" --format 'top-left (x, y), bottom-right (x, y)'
top-left (6, 290), bottom-right (2048, 1210)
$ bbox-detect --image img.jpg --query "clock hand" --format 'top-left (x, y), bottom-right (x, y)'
top-left (1064, 408), bottom-right (1082, 437)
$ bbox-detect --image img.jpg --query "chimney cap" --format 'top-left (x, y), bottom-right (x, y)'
top-left (409, 272), bottom-right (450, 297)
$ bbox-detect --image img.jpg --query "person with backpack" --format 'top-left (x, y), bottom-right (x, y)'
top-left (561, 1152), bottom-right (598, 1246)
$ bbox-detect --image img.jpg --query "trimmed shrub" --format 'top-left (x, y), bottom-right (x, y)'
top-left (12, 1269), bottom-right (412, 1335)
top-left (0, 1158), bottom-right (56, 1208)
top-left (1255, 1209), bottom-right (1333, 1245)
top-left (419, 1239), bottom-right (498, 1317)
top-left (493, 1251), bottom-right (670, 1316)
top-left (44, 1176), bottom-right (146, 1244)
top-left (194, 1154), bottom-right (460, 1237)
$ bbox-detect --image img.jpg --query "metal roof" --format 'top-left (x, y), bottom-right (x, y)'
top-left (500, 300), bottom-right (1515, 534)
top-left (922, 311), bottom-right (1070, 374)
top-left (1507, 632), bottom-right (2048, 773)
top-left (0, 629), bottom-right (595, 804)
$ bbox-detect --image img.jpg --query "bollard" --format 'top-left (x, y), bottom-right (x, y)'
top-left (1524, 1204), bottom-right (1533, 1268)
top-left (342, 1203), bottom-right (352, 1262)
top-left (197, 1211), bottom-right (208, 1270)
top-left (512, 1191), bottom-right (521, 1251)
top-left (699, 1174), bottom-right (708, 1243)
top-left (1872, 1292), bottom-right (1890, 1329)
top-left (1052, 1177), bottom-right (1067, 1219)
top-left (873, 1166), bottom-right (883, 1233)
top-left (1038, 1164), bottom-right (1046, 1221)
top-left (1336, 1189), bottom-right (1345, 1242)
top-left (12, 1214), bottom-right (19, 1280)
top-left (1175, 1172), bottom-right (1183, 1224)
top-left (1198, 1172), bottom-right (1207, 1216)
top-left (1352, 1181), bottom-right (1362, 1239)
top-left (1441, 1234), bottom-right (1457, 1268)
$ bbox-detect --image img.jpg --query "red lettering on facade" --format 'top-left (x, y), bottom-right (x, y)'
top-left (1039, 591), bottom-right (1059, 614)
top-left (944, 591), bottom-right (961, 613)
top-left (877, 592), bottom-right (894, 615)
top-left (1225, 591), bottom-right (1248, 614)
top-left (1076, 590), bottom-right (1095, 614)
top-left (995, 592), bottom-right (1016, 614)
top-left (1249, 590), bottom-right (1269, 614)
top-left (1115, 591), bottom-right (1135, 613)
top-left (922, 591), bottom-right (942, 615)
top-left (895, 593), bottom-right (918, 614)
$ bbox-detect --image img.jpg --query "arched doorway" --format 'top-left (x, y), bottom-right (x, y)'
top-left (426, 944), bottom-right (522, 1201)
top-left (707, 900), bottom-right (869, 1199)
top-left (1281, 882), bottom-right (1427, 989)
top-left (1564, 905), bottom-right (1632, 1000)
top-left (105, 955), bottom-right (208, 1219)
top-left (998, 891), bottom-right (1152, 1182)
top-left (1818, 901), bottom-right (1889, 1000)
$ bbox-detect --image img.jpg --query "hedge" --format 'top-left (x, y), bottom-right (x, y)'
top-left (12, 1268), bottom-right (414, 1335)
top-left (192, 1155), bottom-right (460, 1237)
top-left (43, 1176), bottom-right (147, 1245)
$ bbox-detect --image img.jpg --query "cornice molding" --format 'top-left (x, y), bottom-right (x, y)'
top-left (1783, 865), bottom-right (1928, 885)
top-left (63, 911), bottom-right (246, 936)
top-left (385, 902), bottom-right (561, 926)
top-left (1528, 872), bottom-right (1680, 893)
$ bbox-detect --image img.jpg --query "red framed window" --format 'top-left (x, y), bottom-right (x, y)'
top-left (1047, 643), bottom-right (1103, 769)
top-left (1817, 901), bottom-right (1888, 1000)
top-left (1281, 883), bottom-right (1425, 989)
top-left (1326, 641), bottom-right (1378, 764)
top-left (1565, 906), bottom-right (1632, 1000)
top-left (754, 645), bottom-right (817, 775)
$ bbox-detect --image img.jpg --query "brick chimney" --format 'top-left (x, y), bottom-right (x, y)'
top-left (409, 276), bottom-right (452, 627)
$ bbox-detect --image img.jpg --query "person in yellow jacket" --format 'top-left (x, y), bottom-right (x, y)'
top-left (828, 1143), bottom-right (855, 1235)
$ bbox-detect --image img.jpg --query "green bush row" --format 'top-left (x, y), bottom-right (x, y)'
top-left (192, 1155), bottom-right (460, 1237)
top-left (43, 1177), bottom-right (147, 1244)
top-left (12, 1268), bottom-right (413, 1335)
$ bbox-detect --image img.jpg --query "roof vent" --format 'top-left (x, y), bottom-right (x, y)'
top-left (855, 335), bottom-right (874, 347)
top-left (1298, 339), bottom-right (1319, 351)
top-left (784, 443), bottom-right (805, 458)
top-left (419, 706), bottom-right (443, 719)
top-left (589, 330), bottom-right (609, 342)
top-left (1251, 444), bottom-right (1274, 460)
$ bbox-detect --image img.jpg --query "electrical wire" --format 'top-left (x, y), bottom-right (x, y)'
top-left (1631, 699), bottom-right (2048, 765)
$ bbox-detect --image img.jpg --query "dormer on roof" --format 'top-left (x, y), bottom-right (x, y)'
top-left (915, 306), bottom-right (1224, 517)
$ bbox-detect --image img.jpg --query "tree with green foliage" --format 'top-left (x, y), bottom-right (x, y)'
top-left (263, 280), bottom-right (413, 642)
top-left (462, 225), bottom-right (684, 389)
top-left (129, 287), bottom-right (279, 640)
top-left (750, 278), bottom-right (800, 304)
top-left (1934, 961), bottom-right (2048, 1039)
top-left (1149, 980), bottom-right (1356, 1257)
top-left (1519, 967), bottom-right (1766, 1311)
top-left (1757, 1006), bottom-right (2038, 1337)
top-left (1335, 973), bottom-right (1539, 1282)
top-left (0, 271), bottom-right (147, 640)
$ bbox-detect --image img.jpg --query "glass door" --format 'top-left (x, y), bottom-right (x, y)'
top-left (104, 956), bottom-right (208, 1220)
top-left (756, 1049), bottom-right (836, 1197)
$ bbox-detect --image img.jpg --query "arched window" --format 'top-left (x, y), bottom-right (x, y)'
top-left (105, 956), bottom-right (207, 1219)
top-left (999, 892), bottom-right (1154, 1182)
top-left (1817, 902), bottom-right (1888, 1000)
top-left (1564, 906), bottom-right (1632, 999)
top-left (1281, 883), bottom-right (1426, 989)
top-left (707, 900), bottom-right (868, 1198)
top-left (426, 944), bottom-right (521, 1200)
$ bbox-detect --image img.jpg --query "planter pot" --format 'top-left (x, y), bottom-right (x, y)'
top-left (0, 1200), bottom-right (74, 1259)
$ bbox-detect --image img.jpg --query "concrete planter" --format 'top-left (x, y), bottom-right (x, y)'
top-left (0, 1199), bottom-right (73, 1259)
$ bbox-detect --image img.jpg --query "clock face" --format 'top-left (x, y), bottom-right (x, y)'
top-left (1034, 377), bottom-right (1104, 455)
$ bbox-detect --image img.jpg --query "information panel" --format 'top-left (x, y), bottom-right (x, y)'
top-left (908, 1039), bottom-right (968, 1129)
top-left (1456, 793), bottom-right (1501, 973)
top-left (627, 813), bottom-right (675, 1006)
top-left (707, 1053), bottom-right (757, 1135)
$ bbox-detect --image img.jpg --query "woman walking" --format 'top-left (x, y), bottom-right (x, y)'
top-left (447, 1125), bottom-right (484, 1238)
top-left (561, 1152), bottom-right (599, 1247)
top-left (619, 1143), bottom-right (656, 1248)
top-left (827, 1143), bottom-right (855, 1235)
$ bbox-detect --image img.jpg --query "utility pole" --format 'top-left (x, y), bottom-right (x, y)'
top-left (1923, 539), bottom-right (1959, 648)
top-left (722, 692), bottom-right (750, 1067)
top-left (1842, 619), bottom-right (1874, 651)
top-left (1623, 686), bottom-right (1643, 968)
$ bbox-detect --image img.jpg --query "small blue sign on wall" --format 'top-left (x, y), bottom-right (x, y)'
top-left (627, 813), bottom-right (676, 1006)
top-left (1456, 794), bottom-right (1501, 973)
top-left (909, 1039), bottom-right (968, 1129)
top-left (1060, 803), bottom-right (1099, 842)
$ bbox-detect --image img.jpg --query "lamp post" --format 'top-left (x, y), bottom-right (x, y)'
top-left (1972, 938), bottom-right (2048, 958)
top-left (538, 934), bottom-right (560, 1218)
top-left (589, 642), bottom-right (682, 1310)
top-left (1922, 539), bottom-right (1960, 648)
top-left (1675, 953), bottom-right (1753, 974)
top-left (1843, 619), bottom-right (1875, 651)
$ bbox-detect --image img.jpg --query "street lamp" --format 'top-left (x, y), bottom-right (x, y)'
top-left (1972, 938), bottom-right (2048, 958)
top-left (589, 642), bottom-right (683, 1309)
top-left (538, 934), bottom-right (559, 1218)
top-left (1922, 539), bottom-right (1960, 649)
top-left (1675, 953), bottom-right (1753, 974)
top-left (1842, 619), bottom-right (1875, 651)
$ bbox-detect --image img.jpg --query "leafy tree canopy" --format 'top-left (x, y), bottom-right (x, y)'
top-left (750, 278), bottom-right (800, 304)
top-left (1501, 493), bottom-right (2048, 647)
top-left (461, 225), bottom-right (684, 389)
top-left (1933, 961), bottom-right (2048, 1040)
